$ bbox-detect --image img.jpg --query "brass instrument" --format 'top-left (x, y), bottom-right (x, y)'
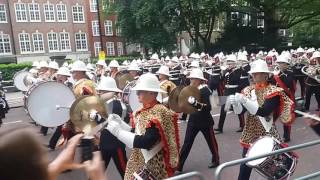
top-left (177, 86), bottom-right (201, 114)
top-left (301, 65), bottom-right (320, 83)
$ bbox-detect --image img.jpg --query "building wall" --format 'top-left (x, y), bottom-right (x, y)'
top-left (2, 0), bottom-right (92, 63)
top-left (0, 0), bottom-right (15, 62)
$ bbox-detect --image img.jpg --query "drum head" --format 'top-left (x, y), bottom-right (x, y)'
top-left (14, 71), bottom-right (32, 91)
top-left (246, 136), bottom-right (275, 166)
top-left (27, 81), bottom-right (76, 127)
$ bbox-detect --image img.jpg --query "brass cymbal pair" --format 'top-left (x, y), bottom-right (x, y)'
top-left (115, 73), bottom-right (134, 90)
top-left (70, 96), bottom-right (107, 135)
top-left (168, 85), bottom-right (200, 114)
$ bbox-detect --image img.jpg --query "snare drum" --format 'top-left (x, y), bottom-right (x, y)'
top-left (246, 136), bottom-right (297, 180)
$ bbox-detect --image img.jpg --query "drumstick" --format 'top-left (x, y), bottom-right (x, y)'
top-left (55, 105), bottom-right (71, 110)
top-left (295, 110), bottom-right (320, 122)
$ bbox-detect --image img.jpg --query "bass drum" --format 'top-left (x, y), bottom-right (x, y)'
top-left (122, 80), bottom-right (162, 112)
top-left (27, 81), bottom-right (76, 127)
top-left (23, 81), bottom-right (46, 111)
top-left (13, 70), bottom-right (33, 91)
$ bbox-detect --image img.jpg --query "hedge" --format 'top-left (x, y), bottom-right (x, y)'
top-left (0, 63), bottom-right (32, 81)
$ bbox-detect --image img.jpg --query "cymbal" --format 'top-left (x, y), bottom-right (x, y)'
top-left (116, 73), bottom-right (134, 90)
top-left (70, 96), bottom-right (107, 135)
top-left (168, 86), bottom-right (184, 112)
top-left (178, 85), bottom-right (201, 114)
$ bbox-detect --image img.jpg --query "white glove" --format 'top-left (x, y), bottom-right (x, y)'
top-left (107, 114), bottom-right (131, 131)
top-left (188, 96), bottom-right (196, 105)
top-left (89, 110), bottom-right (102, 123)
top-left (234, 93), bottom-right (246, 104)
top-left (235, 93), bottom-right (259, 114)
top-left (106, 121), bottom-right (121, 137)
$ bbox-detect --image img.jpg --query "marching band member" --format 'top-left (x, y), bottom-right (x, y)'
top-left (95, 60), bottom-right (107, 82)
top-left (215, 54), bottom-right (245, 133)
top-left (293, 47), bottom-right (307, 100)
top-left (270, 55), bottom-right (296, 142)
top-left (229, 59), bottom-right (295, 180)
top-left (238, 53), bottom-right (251, 92)
top-left (156, 65), bottom-right (176, 104)
top-left (90, 77), bottom-right (128, 178)
top-left (178, 68), bottom-right (220, 171)
top-left (38, 61), bottom-right (50, 81)
top-left (127, 62), bottom-right (141, 80)
top-left (105, 73), bottom-right (179, 180)
top-left (304, 51), bottom-right (320, 111)
top-left (47, 67), bottom-right (72, 150)
top-left (108, 60), bottom-right (121, 78)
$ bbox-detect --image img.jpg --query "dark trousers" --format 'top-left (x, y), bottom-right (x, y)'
top-left (40, 126), bottom-right (48, 136)
top-left (49, 126), bottom-right (62, 149)
top-left (217, 104), bottom-right (245, 130)
top-left (101, 147), bottom-right (127, 178)
top-left (178, 124), bottom-right (219, 171)
top-left (238, 147), bottom-right (252, 180)
top-left (294, 76), bottom-right (306, 98)
top-left (283, 125), bottom-right (291, 141)
top-left (304, 85), bottom-right (320, 110)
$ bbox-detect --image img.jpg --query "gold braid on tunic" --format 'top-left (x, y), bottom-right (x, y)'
top-left (124, 103), bottom-right (180, 180)
top-left (240, 84), bottom-right (295, 148)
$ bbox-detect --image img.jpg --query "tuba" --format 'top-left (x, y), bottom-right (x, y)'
top-left (301, 65), bottom-right (320, 83)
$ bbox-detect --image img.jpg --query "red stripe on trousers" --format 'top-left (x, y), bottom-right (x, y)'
top-left (209, 128), bottom-right (220, 161)
top-left (117, 148), bottom-right (127, 172)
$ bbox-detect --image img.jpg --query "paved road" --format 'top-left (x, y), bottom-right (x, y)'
top-left (2, 92), bottom-right (320, 180)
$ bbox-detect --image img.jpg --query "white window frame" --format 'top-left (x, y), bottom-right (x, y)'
top-left (75, 32), bottom-right (88, 51)
top-left (56, 3), bottom-right (67, 22)
top-left (32, 31), bottom-right (44, 53)
top-left (104, 20), bottom-right (113, 36)
top-left (28, 3), bottom-right (41, 22)
top-left (15, 3), bottom-right (28, 22)
top-left (90, 0), bottom-right (98, 12)
top-left (0, 32), bottom-right (12, 55)
top-left (92, 20), bottom-right (100, 36)
top-left (0, 4), bottom-right (8, 23)
top-left (19, 32), bottom-right (32, 54)
top-left (47, 31), bottom-right (59, 52)
top-left (43, 2), bottom-right (55, 22)
top-left (72, 4), bottom-right (85, 23)
top-left (115, 21), bottom-right (121, 36)
top-left (60, 31), bottom-right (71, 52)
top-left (117, 42), bottom-right (124, 56)
top-left (106, 42), bottom-right (115, 56)
top-left (94, 42), bottom-right (101, 57)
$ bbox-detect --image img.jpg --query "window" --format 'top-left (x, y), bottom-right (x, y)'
top-left (92, 21), bottom-right (100, 36)
top-left (257, 12), bottom-right (264, 28)
top-left (279, 29), bottom-right (286, 37)
top-left (90, 0), bottom-right (98, 12)
top-left (32, 32), bottom-right (44, 52)
top-left (117, 42), bottom-right (123, 56)
top-left (75, 32), bottom-right (87, 51)
top-left (0, 33), bottom-right (11, 55)
top-left (19, 32), bottom-right (31, 53)
top-left (0, 4), bottom-right (7, 23)
top-left (72, 4), bottom-right (85, 23)
top-left (44, 2), bottom-right (55, 22)
top-left (47, 31), bottom-right (59, 52)
top-left (106, 42), bottom-right (115, 56)
top-left (116, 23), bottom-right (121, 36)
top-left (189, 39), bottom-right (194, 47)
top-left (94, 42), bottom-right (101, 57)
top-left (60, 31), bottom-right (71, 51)
top-left (136, 44), bottom-right (141, 52)
top-left (28, 3), bottom-right (41, 22)
top-left (56, 3), bottom-right (67, 22)
top-left (15, 3), bottom-right (28, 22)
top-left (105, 20), bottom-right (113, 36)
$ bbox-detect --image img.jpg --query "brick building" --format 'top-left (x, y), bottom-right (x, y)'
top-left (87, 0), bottom-right (126, 58)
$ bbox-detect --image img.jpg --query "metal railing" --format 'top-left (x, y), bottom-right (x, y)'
top-left (214, 139), bottom-right (320, 180)
top-left (165, 171), bottom-right (205, 180)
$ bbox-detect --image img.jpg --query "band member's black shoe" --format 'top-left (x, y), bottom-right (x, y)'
top-left (236, 128), bottom-right (243, 132)
top-left (208, 161), bottom-right (220, 168)
top-left (214, 128), bottom-right (223, 134)
top-left (283, 138), bottom-right (291, 143)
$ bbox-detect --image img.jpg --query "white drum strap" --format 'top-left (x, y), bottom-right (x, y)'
top-left (136, 117), bottom-right (163, 163)
top-left (251, 89), bottom-right (273, 133)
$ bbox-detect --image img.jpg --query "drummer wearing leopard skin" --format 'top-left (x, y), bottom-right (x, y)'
top-left (229, 59), bottom-right (295, 180)
top-left (105, 73), bottom-right (180, 180)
